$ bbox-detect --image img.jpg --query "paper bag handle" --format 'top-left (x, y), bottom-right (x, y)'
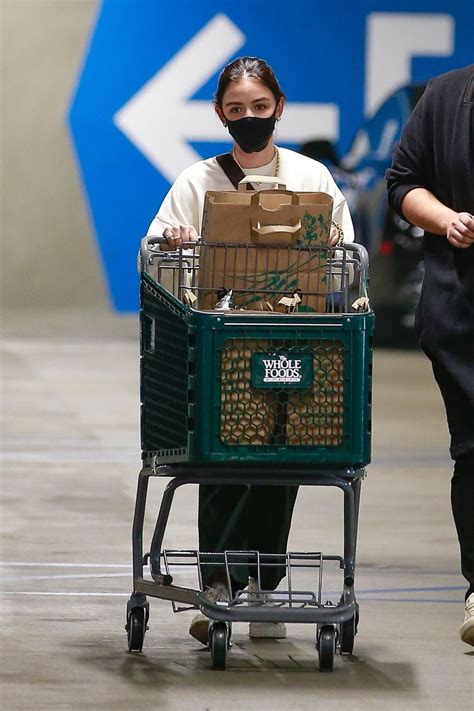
top-left (238, 175), bottom-right (287, 191)
top-left (250, 190), bottom-right (299, 207)
top-left (252, 221), bottom-right (302, 237)
top-left (250, 189), bottom-right (301, 242)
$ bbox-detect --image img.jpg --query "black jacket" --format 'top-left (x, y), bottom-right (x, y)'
top-left (386, 65), bottom-right (474, 401)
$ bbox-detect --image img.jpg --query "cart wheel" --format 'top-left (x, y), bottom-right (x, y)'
top-left (127, 607), bottom-right (146, 652)
top-left (318, 625), bottom-right (336, 672)
top-left (339, 615), bottom-right (356, 655)
top-left (210, 622), bottom-right (228, 670)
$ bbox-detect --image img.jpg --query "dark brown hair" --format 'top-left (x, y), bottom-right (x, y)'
top-left (214, 56), bottom-right (285, 107)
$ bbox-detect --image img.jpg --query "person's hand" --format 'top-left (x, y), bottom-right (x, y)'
top-left (162, 225), bottom-right (199, 249)
top-left (329, 221), bottom-right (344, 247)
top-left (446, 212), bottom-right (474, 249)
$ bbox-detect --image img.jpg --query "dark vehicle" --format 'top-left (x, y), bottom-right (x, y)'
top-left (301, 83), bottom-right (427, 347)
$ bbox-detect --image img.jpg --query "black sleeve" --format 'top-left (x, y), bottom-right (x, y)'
top-left (386, 83), bottom-right (433, 220)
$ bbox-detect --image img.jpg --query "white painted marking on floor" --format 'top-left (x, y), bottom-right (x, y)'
top-left (0, 561), bottom-right (197, 573)
top-left (0, 590), bottom-right (461, 603)
top-left (1, 591), bottom-right (129, 597)
top-left (3, 573), bottom-right (131, 581)
top-left (0, 562), bottom-right (132, 568)
top-left (0, 454), bottom-right (139, 463)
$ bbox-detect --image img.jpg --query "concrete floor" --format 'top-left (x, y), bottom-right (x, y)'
top-left (1, 310), bottom-right (473, 710)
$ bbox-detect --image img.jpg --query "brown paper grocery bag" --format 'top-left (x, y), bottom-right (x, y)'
top-left (199, 185), bottom-right (333, 312)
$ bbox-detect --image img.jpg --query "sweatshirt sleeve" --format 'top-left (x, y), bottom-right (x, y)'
top-left (147, 169), bottom-right (202, 236)
top-left (333, 196), bottom-right (354, 243)
top-left (317, 163), bottom-right (355, 242)
top-left (386, 84), bottom-right (432, 219)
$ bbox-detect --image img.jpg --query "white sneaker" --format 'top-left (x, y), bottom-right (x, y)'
top-left (189, 582), bottom-right (229, 646)
top-left (460, 592), bottom-right (474, 646)
top-left (247, 576), bottom-right (287, 639)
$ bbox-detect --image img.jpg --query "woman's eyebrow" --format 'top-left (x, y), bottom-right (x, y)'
top-left (224, 97), bottom-right (271, 107)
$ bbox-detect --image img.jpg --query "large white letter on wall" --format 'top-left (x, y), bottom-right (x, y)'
top-left (365, 13), bottom-right (454, 115)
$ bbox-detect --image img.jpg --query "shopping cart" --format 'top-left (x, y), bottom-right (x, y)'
top-left (126, 235), bottom-right (374, 671)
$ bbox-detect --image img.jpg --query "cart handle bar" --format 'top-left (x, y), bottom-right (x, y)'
top-left (139, 235), bottom-right (370, 297)
top-left (139, 234), bottom-right (199, 271)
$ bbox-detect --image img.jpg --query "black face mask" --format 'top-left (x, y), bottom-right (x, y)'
top-left (226, 114), bottom-right (277, 153)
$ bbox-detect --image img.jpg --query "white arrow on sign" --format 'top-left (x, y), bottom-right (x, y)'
top-left (114, 13), bottom-right (339, 183)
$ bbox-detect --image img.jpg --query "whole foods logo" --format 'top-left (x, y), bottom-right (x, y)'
top-left (251, 352), bottom-right (313, 389)
top-left (263, 355), bottom-right (303, 383)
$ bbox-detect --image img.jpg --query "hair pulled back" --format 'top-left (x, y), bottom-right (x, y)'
top-left (214, 56), bottom-right (285, 107)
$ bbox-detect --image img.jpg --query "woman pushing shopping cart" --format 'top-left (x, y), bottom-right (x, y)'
top-left (125, 56), bottom-right (373, 671)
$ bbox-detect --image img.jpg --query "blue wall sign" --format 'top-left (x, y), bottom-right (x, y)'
top-left (68, 0), bottom-right (473, 311)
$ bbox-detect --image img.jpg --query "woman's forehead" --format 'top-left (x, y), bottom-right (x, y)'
top-left (222, 77), bottom-right (274, 104)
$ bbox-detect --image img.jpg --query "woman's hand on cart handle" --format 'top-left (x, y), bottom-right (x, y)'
top-left (329, 221), bottom-right (344, 247)
top-left (162, 225), bottom-right (199, 250)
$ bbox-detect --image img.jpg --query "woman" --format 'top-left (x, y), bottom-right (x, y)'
top-left (148, 56), bottom-right (355, 644)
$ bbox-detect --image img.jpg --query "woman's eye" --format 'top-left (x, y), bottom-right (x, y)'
top-left (255, 104), bottom-right (268, 111)
top-left (229, 107), bottom-right (242, 113)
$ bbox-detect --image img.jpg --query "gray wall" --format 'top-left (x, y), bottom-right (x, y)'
top-left (1, 0), bottom-right (108, 310)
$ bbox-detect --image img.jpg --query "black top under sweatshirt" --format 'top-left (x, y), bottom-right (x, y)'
top-left (386, 65), bottom-right (474, 403)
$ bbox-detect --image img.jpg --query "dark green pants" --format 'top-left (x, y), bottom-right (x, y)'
top-left (199, 484), bottom-right (298, 594)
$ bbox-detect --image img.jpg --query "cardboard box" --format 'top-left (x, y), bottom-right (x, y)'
top-left (199, 187), bottom-right (333, 312)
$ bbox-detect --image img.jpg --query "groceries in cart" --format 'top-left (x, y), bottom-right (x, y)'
top-left (141, 183), bottom-right (367, 314)
top-left (200, 184), bottom-right (333, 313)
top-left (214, 288), bottom-right (236, 310)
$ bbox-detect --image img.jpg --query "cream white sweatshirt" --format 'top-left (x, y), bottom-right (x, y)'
top-left (147, 146), bottom-right (354, 242)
